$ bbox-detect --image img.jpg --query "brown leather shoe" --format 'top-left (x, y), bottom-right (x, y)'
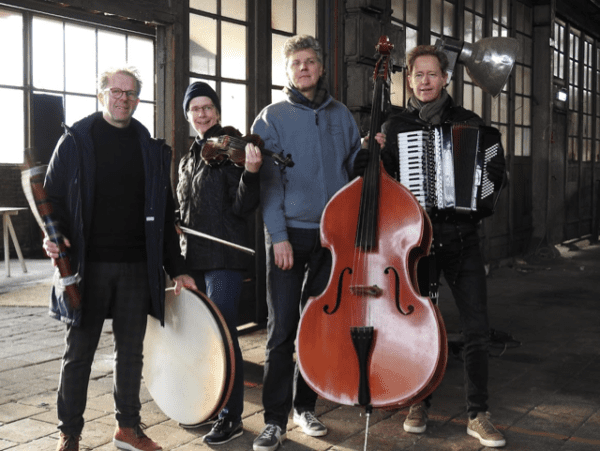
top-left (56, 433), bottom-right (79, 451)
top-left (113, 424), bottom-right (162, 451)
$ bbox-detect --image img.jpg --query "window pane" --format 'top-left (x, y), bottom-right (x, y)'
top-left (390, 70), bottom-right (404, 107)
top-left (222, 22), bottom-right (246, 80)
top-left (522, 127), bottom-right (531, 157)
top-left (431, 0), bottom-right (442, 35)
top-left (190, 14), bottom-right (217, 75)
top-left (474, 15), bottom-right (483, 41)
top-left (297, 0), bottom-right (316, 36)
top-left (406, 0), bottom-right (418, 25)
top-left (464, 12), bottom-right (473, 42)
top-left (0, 9), bottom-right (23, 86)
top-left (514, 126), bottom-right (522, 156)
top-left (272, 34), bottom-right (288, 87)
top-left (523, 97), bottom-right (531, 126)
top-left (444, 1), bottom-right (454, 37)
top-left (98, 30), bottom-right (127, 73)
top-left (128, 36), bottom-right (155, 101)
top-left (222, 0), bottom-right (246, 20)
top-left (135, 102), bottom-right (155, 136)
top-left (33, 17), bottom-right (64, 91)
top-left (406, 27), bottom-right (418, 57)
top-left (221, 82), bottom-right (246, 133)
top-left (272, 88), bottom-right (287, 105)
top-left (272, 0), bottom-right (293, 32)
top-left (391, 0), bottom-right (405, 21)
top-left (65, 24), bottom-right (96, 95)
top-left (0, 88), bottom-right (25, 164)
top-left (514, 95), bottom-right (523, 125)
top-left (464, 85), bottom-right (473, 111)
top-left (190, 0), bottom-right (217, 13)
top-left (65, 94), bottom-right (96, 127)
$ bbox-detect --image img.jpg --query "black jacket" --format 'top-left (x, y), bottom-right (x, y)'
top-left (177, 124), bottom-right (260, 270)
top-left (45, 112), bottom-right (186, 327)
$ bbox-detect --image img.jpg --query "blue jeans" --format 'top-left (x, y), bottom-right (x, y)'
top-left (262, 227), bottom-right (332, 428)
top-left (419, 220), bottom-right (490, 415)
top-left (57, 261), bottom-right (150, 435)
top-left (189, 269), bottom-right (244, 423)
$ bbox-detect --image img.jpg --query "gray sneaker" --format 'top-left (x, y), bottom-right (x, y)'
top-left (403, 402), bottom-right (428, 433)
top-left (293, 410), bottom-right (328, 437)
top-left (253, 424), bottom-right (286, 451)
top-left (467, 412), bottom-right (506, 447)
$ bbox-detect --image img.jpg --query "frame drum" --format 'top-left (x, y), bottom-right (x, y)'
top-left (143, 287), bottom-right (235, 426)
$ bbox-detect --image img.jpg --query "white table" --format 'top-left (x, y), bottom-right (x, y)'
top-left (1, 207), bottom-right (28, 277)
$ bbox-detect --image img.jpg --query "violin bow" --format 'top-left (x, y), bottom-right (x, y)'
top-left (179, 226), bottom-right (255, 256)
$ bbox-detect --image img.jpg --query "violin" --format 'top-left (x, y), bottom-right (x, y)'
top-left (201, 133), bottom-right (295, 168)
top-left (296, 36), bottom-right (447, 417)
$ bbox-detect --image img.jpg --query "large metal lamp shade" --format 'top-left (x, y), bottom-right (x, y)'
top-left (435, 37), bottom-right (520, 97)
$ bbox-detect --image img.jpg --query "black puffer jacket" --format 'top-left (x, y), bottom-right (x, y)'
top-left (177, 124), bottom-right (260, 270)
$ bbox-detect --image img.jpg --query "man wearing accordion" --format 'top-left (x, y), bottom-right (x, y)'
top-left (379, 45), bottom-right (506, 447)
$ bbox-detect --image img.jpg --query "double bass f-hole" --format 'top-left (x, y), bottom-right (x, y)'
top-left (325, 266), bottom-right (414, 316)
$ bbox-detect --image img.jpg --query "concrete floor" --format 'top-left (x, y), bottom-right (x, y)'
top-left (0, 239), bottom-right (599, 450)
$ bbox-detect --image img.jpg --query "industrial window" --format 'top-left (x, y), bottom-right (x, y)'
top-left (0, 6), bottom-right (155, 165)
top-left (189, 0), bottom-right (249, 135)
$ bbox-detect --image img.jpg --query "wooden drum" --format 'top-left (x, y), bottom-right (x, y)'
top-left (143, 287), bottom-right (235, 426)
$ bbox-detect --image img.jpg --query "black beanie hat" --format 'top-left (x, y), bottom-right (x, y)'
top-left (183, 82), bottom-right (221, 116)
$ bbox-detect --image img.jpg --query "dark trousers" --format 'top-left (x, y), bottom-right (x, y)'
top-left (188, 268), bottom-right (245, 423)
top-left (57, 261), bottom-right (150, 435)
top-left (419, 220), bottom-right (490, 415)
top-left (262, 227), bottom-right (331, 428)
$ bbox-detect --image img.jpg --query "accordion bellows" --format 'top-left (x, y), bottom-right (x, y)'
top-left (397, 124), bottom-right (502, 218)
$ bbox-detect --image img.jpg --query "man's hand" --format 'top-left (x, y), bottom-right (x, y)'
top-left (245, 142), bottom-right (263, 173)
top-left (43, 236), bottom-right (70, 267)
top-left (273, 240), bottom-right (293, 270)
top-left (173, 274), bottom-right (198, 295)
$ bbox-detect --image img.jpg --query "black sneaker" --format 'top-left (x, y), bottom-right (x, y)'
top-left (253, 424), bottom-right (286, 451)
top-left (202, 418), bottom-right (243, 445)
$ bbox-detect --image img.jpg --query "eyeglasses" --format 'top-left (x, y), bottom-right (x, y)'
top-left (190, 105), bottom-right (216, 114)
top-left (105, 88), bottom-right (139, 100)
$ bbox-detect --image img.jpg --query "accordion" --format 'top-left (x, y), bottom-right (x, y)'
top-left (397, 123), bottom-right (503, 218)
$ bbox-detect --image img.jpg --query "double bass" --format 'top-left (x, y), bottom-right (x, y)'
top-left (296, 37), bottom-right (447, 415)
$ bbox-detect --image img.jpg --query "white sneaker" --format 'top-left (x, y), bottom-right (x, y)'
top-left (293, 410), bottom-right (328, 437)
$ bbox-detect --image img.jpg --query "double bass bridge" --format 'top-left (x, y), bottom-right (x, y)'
top-left (349, 285), bottom-right (383, 297)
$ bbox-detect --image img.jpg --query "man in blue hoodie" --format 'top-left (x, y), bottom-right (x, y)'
top-left (250, 35), bottom-right (362, 451)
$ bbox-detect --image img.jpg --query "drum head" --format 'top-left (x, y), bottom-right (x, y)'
top-left (143, 287), bottom-right (235, 425)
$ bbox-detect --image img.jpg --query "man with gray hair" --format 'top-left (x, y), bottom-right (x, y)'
top-left (250, 35), bottom-right (364, 451)
top-left (44, 67), bottom-right (196, 451)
